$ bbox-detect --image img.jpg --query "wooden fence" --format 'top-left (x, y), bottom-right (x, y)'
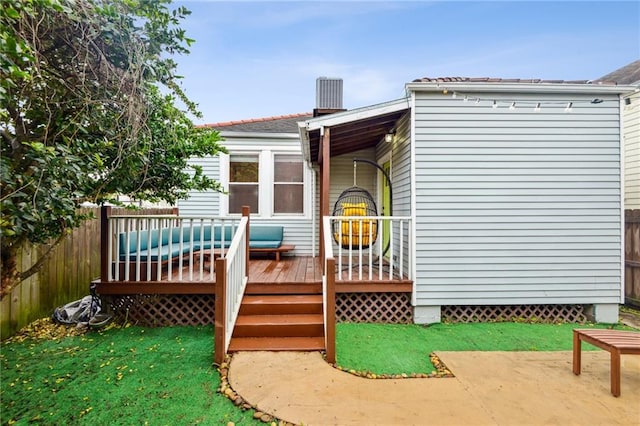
top-left (625, 209), bottom-right (640, 308)
top-left (0, 207), bottom-right (175, 339)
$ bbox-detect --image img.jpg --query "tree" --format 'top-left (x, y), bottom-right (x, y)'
top-left (0, 0), bottom-right (225, 298)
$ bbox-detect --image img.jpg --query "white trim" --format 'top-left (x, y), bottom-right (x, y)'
top-left (311, 168), bottom-right (316, 257)
top-left (405, 82), bottom-right (638, 95)
top-left (219, 152), bottom-right (230, 214)
top-left (409, 91), bottom-right (417, 307)
top-left (619, 95), bottom-right (626, 304)
top-left (219, 131), bottom-right (300, 139)
top-left (221, 149), bottom-right (310, 219)
top-left (301, 98), bottom-right (410, 131)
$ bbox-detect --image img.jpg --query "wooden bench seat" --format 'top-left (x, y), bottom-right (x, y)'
top-left (249, 244), bottom-right (295, 261)
top-left (572, 328), bottom-right (640, 396)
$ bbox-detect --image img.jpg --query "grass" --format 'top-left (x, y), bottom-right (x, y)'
top-left (1, 320), bottom-right (634, 424)
top-left (335, 322), bottom-right (632, 375)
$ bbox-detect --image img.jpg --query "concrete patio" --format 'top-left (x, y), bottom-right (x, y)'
top-left (228, 350), bottom-right (640, 425)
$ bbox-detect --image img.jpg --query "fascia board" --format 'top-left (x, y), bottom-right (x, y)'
top-left (218, 131), bottom-right (300, 139)
top-left (300, 98), bottom-right (410, 131)
top-left (405, 82), bottom-right (638, 95)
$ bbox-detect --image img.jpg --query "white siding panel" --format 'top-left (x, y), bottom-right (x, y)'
top-left (413, 92), bottom-right (622, 306)
top-left (178, 156), bottom-right (221, 216)
top-left (329, 150), bottom-right (377, 211)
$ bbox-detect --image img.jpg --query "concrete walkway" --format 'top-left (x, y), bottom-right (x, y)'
top-left (228, 350), bottom-right (640, 425)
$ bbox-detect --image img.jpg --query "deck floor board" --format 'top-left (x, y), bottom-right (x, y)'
top-left (95, 256), bottom-right (411, 294)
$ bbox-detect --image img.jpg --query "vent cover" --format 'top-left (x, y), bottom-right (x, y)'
top-left (316, 77), bottom-right (343, 109)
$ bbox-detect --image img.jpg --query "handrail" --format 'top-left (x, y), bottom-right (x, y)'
top-left (214, 215), bottom-right (249, 364)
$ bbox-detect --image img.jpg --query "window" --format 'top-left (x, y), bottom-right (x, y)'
top-left (225, 151), bottom-right (306, 217)
top-left (229, 154), bottom-right (259, 214)
top-left (273, 154), bottom-right (304, 214)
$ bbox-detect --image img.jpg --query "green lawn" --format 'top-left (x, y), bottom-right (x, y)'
top-left (1, 320), bottom-right (633, 425)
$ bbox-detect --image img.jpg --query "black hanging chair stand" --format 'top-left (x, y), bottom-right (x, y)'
top-left (331, 158), bottom-right (393, 258)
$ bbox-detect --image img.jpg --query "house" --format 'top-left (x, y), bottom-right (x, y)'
top-left (297, 77), bottom-right (636, 325)
top-left (93, 75), bottom-right (636, 363)
top-left (597, 60), bottom-right (640, 210)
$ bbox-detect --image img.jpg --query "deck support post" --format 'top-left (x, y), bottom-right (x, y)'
top-left (242, 206), bottom-right (250, 276)
top-left (214, 257), bottom-right (227, 365)
top-left (325, 257), bottom-right (336, 363)
top-left (319, 127), bottom-right (331, 268)
top-left (100, 205), bottom-right (112, 283)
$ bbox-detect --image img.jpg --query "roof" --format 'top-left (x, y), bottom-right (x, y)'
top-left (298, 98), bottom-right (409, 163)
top-left (412, 77), bottom-right (597, 84)
top-left (406, 76), bottom-right (633, 95)
top-left (597, 60), bottom-right (640, 85)
top-left (199, 112), bottom-right (312, 133)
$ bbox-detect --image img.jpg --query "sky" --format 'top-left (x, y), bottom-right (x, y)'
top-left (172, 0), bottom-right (640, 125)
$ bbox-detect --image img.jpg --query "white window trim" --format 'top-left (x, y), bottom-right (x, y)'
top-left (220, 145), bottom-right (312, 219)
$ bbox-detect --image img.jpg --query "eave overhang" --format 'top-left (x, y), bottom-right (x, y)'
top-left (298, 98), bottom-right (410, 164)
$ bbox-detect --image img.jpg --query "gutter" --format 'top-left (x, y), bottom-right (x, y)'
top-left (405, 82), bottom-right (638, 95)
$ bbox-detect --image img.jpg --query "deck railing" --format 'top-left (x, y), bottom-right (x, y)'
top-left (214, 212), bottom-right (249, 364)
top-left (104, 211), bottom-right (241, 283)
top-left (322, 216), bottom-right (336, 364)
top-left (327, 215), bottom-right (412, 281)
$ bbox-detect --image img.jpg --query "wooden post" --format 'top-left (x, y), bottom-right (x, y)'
top-left (214, 257), bottom-right (227, 365)
top-left (325, 257), bottom-right (336, 364)
top-left (100, 205), bottom-right (112, 283)
top-left (242, 206), bottom-right (250, 275)
top-left (320, 128), bottom-right (331, 264)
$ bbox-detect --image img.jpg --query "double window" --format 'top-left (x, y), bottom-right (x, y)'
top-left (227, 152), bottom-right (305, 216)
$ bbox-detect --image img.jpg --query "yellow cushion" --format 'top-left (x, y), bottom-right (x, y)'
top-left (341, 202), bottom-right (366, 216)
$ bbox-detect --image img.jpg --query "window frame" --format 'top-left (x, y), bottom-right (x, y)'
top-left (221, 146), bottom-right (310, 219)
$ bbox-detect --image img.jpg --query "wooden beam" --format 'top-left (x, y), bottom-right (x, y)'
top-left (214, 257), bottom-right (227, 365)
top-left (100, 205), bottom-right (111, 283)
top-left (93, 281), bottom-right (216, 295)
top-left (324, 257), bottom-right (336, 364)
top-left (320, 127), bottom-right (331, 261)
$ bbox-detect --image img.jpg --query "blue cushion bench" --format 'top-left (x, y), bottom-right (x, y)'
top-left (118, 225), bottom-right (234, 262)
top-left (118, 224), bottom-right (294, 263)
top-left (248, 225), bottom-right (294, 261)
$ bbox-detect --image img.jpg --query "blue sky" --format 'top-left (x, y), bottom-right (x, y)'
top-left (173, 0), bottom-right (639, 124)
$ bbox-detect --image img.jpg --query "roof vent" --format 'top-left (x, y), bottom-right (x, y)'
top-left (316, 77), bottom-right (343, 109)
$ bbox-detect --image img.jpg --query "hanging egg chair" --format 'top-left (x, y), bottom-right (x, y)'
top-left (332, 161), bottom-right (379, 249)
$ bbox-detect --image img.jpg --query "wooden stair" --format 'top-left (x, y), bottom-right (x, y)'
top-left (228, 287), bottom-right (325, 352)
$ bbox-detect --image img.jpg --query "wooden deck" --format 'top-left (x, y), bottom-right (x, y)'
top-left (248, 255), bottom-right (322, 283)
top-left (94, 255), bottom-right (412, 295)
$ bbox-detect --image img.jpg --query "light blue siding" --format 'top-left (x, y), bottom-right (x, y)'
top-left (178, 156), bottom-right (221, 216)
top-left (413, 92), bottom-right (622, 306)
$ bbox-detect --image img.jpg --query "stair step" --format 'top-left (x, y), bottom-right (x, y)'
top-left (233, 314), bottom-right (324, 338)
top-left (240, 294), bottom-right (323, 315)
top-left (228, 336), bottom-right (325, 352)
top-left (245, 283), bottom-right (322, 295)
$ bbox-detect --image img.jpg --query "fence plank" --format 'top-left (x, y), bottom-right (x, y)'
top-left (625, 209), bottom-right (640, 308)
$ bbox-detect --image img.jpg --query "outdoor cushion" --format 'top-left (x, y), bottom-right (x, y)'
top-left (249, 226), bottom-right (283, 249)
top-left (335, 202), bottom-right (375, 247)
